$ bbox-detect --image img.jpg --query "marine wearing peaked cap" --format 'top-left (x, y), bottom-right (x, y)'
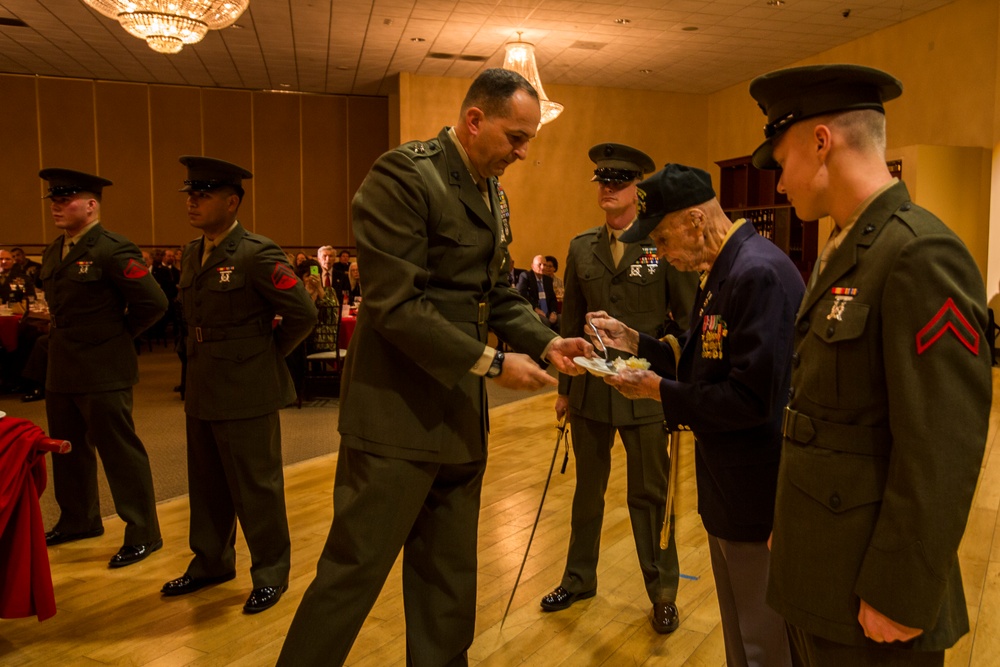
top-left (748, 64), bottom-right (902, 169)
top-left (178, 156), bottom-right (252, 194)
top-left (39, 168), bottom-right (113, 199)
top-left (589, 143), bottom-right (656, 183)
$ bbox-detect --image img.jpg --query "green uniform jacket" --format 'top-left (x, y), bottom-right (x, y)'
top-left (557, 226), bottom-right (697, 424)
top-left (179, 223), bottom-right (317, 420)
top-left (39, 223), bottom-right (168, 393)
top-left (339, 127), bottom-right (558, 463)
top-left (769, 182), bottom-right (992, 650)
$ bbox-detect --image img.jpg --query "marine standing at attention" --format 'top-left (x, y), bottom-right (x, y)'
top-left (160, 156), bottom-right (317, 615)
top-left (541, 143), bottom-right (697, 636)
top-left (750, 64), bottom-right (991, 666)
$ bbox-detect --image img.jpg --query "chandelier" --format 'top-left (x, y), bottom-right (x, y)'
top-left (80, 1), bottom-right (250, 54)
top-left (501, 34), bottom-right (564, 126)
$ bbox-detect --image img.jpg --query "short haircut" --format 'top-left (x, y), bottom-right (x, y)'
top-left (461, 68), bottom-right (538, 119)
top-left (318, 245), bottom-right (335, 255)
top-left (816, 109), bottom-right (886, 156)
top-left (544, 255), bottom-right (559, 271)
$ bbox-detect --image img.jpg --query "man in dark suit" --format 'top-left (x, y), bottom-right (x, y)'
top-left (541, 144), bottom-right (697, 635)
top-left (277, 68), bottom-right (592, 666)
top-left (593, 163), bottom-right (803, 666)
top-left (747, 64), bottom-right (991, 665)
top-left (159, 157), bottom-right (317, 614)
top-left (516, 253), bottom-right (559, 329)
top-left (317, 244), bottom-right (350, 303)
top-left (37, 168), bottom-right (169, 568)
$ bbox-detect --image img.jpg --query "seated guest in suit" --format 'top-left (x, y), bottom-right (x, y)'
top-left (516, 254), bottom-right (559, 329)
top-left (348, 261), bottom-right (361, 302)
top-left (317, 245), bottom-right (350, 303)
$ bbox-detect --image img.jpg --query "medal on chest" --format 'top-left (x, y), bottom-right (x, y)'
top-left (701, 314), bottom-right (728, 360)
top-left (76, 261), bottom-right (93, 276)
top-left (630, 245), bottom-right (659, 277)
top-left (496, 180), bottom-right (511, 243)
top-left (216, 266), bottom-right (235, 283)
top-left (826, 287), bottom-right (857, 321)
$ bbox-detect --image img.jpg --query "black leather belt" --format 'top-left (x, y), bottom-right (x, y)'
top-left (782, 407), bottom-right (891, 456)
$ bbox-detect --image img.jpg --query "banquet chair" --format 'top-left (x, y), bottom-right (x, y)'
top-left (298, 298), bottom-right (346, 406)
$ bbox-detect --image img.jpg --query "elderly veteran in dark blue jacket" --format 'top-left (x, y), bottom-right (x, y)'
top-left (588, 163), bottom-right (803, 667)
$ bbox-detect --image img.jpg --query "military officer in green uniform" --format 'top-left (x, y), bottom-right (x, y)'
top-left (160, 157), bottom-right (317, 614)
top-left (277, 69), bottom-right (593, 666)
top-left (541, 144), bottom-right (697, 634)
top-left (38, 168), bottom-right (168, 568)
top-left (749, 64), bottom-right (992, 665)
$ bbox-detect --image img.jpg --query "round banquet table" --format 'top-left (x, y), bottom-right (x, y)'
top-left (0, 314), bottom-right (21, 352)
top-left (339, 314), bottom-right (356, 350)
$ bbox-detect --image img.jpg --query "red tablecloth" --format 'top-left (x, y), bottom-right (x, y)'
top-left (339, 315), bottom-right (356, 350)
top-left (0, 315), bottom-right (21, 352)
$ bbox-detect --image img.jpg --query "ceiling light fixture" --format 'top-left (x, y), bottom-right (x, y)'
top-left (80, 0), bottom-right (250, 54)
top-left (501, 32), bottom-right (563, 126)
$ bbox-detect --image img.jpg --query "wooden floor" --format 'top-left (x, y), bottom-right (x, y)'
top-left (2, 371), bottom-right (999, 666)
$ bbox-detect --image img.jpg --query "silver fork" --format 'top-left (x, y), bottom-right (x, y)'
top-left (586, 316), bottom-right (614, 369)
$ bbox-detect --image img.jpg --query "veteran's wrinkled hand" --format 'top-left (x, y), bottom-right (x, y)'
top-left (586, 311), bottom-right (639, 355)
top-left (604, 368), bottom-right (661, 402)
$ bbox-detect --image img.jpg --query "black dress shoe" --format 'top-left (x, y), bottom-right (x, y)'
top-left (161, 572), bottom-right (236, 597)
top-left (540, 585), bottom-right (597, 612)
top-left (21, 388), bottom-right (44, 403)
top-left (45, 526), bottom-right (105, 546)
top-left (243, 584), bottom-right (288, 614)
top-left (650, 601), bottom-right (680, 634)
top-left (108, 538), bottom-right (163, 568)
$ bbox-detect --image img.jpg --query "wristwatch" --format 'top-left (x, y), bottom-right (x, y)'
top-left (485, 350), bottom-right (505, 378)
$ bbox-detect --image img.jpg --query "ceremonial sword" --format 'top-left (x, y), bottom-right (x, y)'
top-left (499, 414), bottom-right (570, 632)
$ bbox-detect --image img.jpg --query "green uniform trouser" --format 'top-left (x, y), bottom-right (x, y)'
top-left (47, 388), bottom-right (160, 546)
top-left (277, 440), bottom-right (485, 667)
top-left (561, 415), bottom-right (679, 604)
top-left (184, 412), bottom-right (290, 588)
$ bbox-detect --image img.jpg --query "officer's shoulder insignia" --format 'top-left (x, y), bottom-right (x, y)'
top-left (271, 262), bottom-right (298, 290)
top-left (915, 297), bottom-right (979, 356)
top-left (123, 258), bottom-right (149, 279)
top-left (402, 140), bottom-right (441, 158)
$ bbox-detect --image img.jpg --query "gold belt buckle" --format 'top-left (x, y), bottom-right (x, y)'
top-left (478, 302), bottom-right (488, 325)
top-left (195, 326), bottom-right (203, 343)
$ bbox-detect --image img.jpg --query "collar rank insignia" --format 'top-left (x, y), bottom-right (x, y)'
top-left (76, 261), bottom-right (93, 275)
top-left (123, 258), bottom-right (149, 279)
top-left (916, 297), bottom-right (979, 356)
top-left (216, 266), bottom-right (235, 283)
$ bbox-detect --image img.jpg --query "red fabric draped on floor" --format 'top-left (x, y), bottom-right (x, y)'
top-left (0, 417), bottom-right (56, 621)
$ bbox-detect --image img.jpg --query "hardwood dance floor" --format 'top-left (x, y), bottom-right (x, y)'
top-left (2, 371), bottom-right (999, 665)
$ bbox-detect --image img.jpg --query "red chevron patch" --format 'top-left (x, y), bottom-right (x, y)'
top-left (123, 258), bottom-right (149, 279)
top-left (271, 262), bottom-right (298, 290)
top-left (915, 297), bottom-right (979, 356)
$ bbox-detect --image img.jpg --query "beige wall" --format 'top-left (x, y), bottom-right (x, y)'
top-left (0, 75), bottom-right (389, 255)
top-left (396, 72), bottom-right (709, 272)
top-left (395, 0), bottom-right (999, 286)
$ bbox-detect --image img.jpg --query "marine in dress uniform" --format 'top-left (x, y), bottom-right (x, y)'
top-left (38, 168), bottom-right (169, 568)
top-left (540, 144), bottom-right (697, 635)
top-left (277, 68), bottom-right (591, 667)
top-left (159, 157), bottom-right (317, 614)
top-left (749, 64), bottom-right (992, 666)
top-left (597, 164), bottom-right (800, 666)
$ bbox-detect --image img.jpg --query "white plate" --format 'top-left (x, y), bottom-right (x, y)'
top-left (574, 356), bottom-right (616, 377)
top-left (0, 411), bottom-right (5, 419)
